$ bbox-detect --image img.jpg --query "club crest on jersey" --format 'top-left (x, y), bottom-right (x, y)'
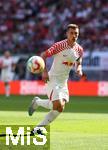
top-left (62, 61), bottom-right (73, 66)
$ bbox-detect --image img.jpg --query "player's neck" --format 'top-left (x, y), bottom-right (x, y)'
top-left (5, 56), bottom-right (10, 59)
top-left (67, 39), bottom-right (76, 47)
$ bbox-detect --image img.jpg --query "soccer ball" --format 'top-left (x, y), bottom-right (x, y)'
top-left (27, 56), bottom-right (45, 74)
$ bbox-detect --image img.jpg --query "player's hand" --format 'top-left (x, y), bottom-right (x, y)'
top-left (76, 70), bottom-right (87, 81)
top-left (42, 70), bottom-right (49, 83)
top-left (76, 69), bottom-right (83, 77)
top-left (80, 73), bottom-right (87, 81)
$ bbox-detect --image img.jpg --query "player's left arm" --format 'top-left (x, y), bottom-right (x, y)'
top-left (76, 57), bottom-right (87, 81)
top-left (76, 57), bottom-right (83, 76)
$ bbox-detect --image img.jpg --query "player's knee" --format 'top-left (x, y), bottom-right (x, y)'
top-left (53, 100), bottom-right (65, 112)
top-left (58, 106), bottom-right (64, 112)
top-left (54, 105), bottom-right (64, 112)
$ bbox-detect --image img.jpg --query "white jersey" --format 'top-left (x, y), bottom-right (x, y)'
top-left (45, 39), bottom-right (83, 83)
top-left (1, 57), bottom-right (13, 82)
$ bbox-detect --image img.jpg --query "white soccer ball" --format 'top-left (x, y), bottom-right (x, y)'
top-left (27, 56), bottom-right (45, 74)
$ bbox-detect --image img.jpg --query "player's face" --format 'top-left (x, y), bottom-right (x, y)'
top-left (66, 28), bottom-right (79, 43)
top-left (4, 51), bottom-right (11, 58)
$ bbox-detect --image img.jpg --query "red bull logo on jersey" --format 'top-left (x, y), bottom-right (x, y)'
top-left (62, 61), bottom-right (73, 67)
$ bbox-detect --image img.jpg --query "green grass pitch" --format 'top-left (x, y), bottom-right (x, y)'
top-left (0, 95), bottom-right (108, 150)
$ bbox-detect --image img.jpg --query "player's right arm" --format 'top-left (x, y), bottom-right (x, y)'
top-left (0, 60), bottom-right (8, 69)
top-left (41, 41), bottom-right (66, 82)
top-left (41, 52), bottom-right (49, 82)
top-left (40, 43), bottom-right (59, 82)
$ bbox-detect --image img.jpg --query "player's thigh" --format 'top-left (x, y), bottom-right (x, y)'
top-left (47, 83), bottom-right (69, 101)
top-left (46, 81), bottom-right (54, 100)
top-left (46, 81), bottom-right (69, 105)
top-left (53, 85), bottom-right (69, 103)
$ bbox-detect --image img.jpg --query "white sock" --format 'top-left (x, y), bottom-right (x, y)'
top-left (36, 99), bottom-right (53, 110)
top-left (33, 110), bottom-right (60, 133)
top-left (5, 84), bottom-right (10, 97)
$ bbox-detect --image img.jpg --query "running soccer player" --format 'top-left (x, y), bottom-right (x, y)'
top-left (0, 51), bottom-right (15, 97)
top-left (28, 24), bottom-right (87, 134)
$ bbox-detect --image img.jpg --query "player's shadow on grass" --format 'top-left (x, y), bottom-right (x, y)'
top-left (0, 96), bottom-right (108, 113)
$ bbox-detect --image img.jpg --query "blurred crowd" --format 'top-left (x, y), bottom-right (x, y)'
top-left (0, 0), bottom-right (108, 55)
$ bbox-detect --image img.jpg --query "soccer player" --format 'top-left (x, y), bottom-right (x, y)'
top-left (28, 24), bottom-right (86, 134)
top-left (0, 51), bottom-right (15, 97)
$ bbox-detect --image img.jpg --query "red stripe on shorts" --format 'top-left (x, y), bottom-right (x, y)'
top-left (50, 90), bottom-right (53, 101)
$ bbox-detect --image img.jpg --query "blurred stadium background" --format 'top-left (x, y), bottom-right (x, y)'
top-left (0, 0), bottom-right (108, 150)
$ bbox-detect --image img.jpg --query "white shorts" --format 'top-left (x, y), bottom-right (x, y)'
top-left (1, 72), bottom-right (14, 82)
top-left (46, 80), bottom-right (69, 103)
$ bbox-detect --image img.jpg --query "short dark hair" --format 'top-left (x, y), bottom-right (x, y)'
top-left (67, 24), bottom-right (79, 31)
